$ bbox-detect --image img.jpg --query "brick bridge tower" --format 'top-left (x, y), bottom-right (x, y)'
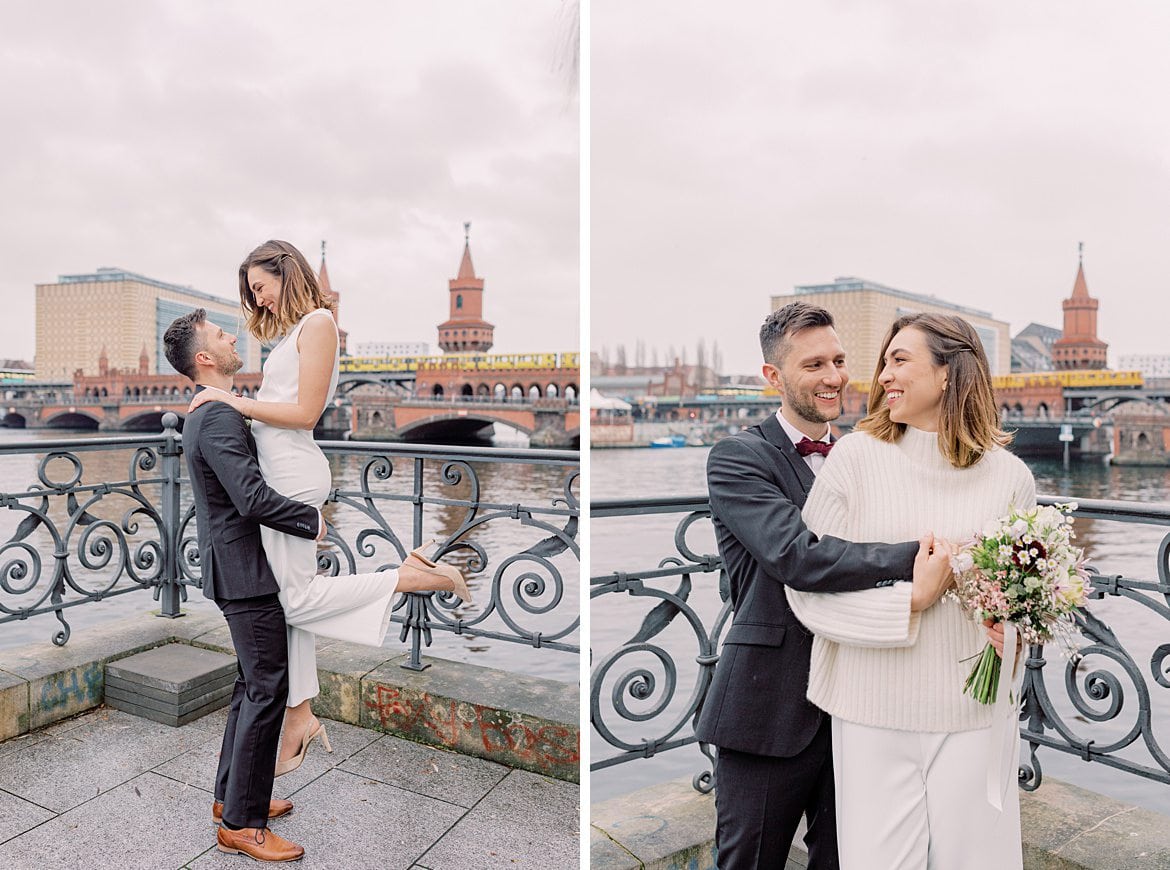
top-left (438, 222), bottom-right (495, 353)
top-left (318, 240), bottom-right (348, 356)
top-left (1052, 243), bottom-right (1108, 370)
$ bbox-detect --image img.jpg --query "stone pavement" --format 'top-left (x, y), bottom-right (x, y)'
top-left (0, 705), bottom-right (579, 870)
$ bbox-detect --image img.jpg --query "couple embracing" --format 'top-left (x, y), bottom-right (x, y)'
top-left (163, 240), bottom-right (472, 862)
top-left (696, 302), bottom-right (1033, 869)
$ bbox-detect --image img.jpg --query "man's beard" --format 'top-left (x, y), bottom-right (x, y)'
top-left (782, 378), bottom-right (841, 424)
top-left (215, 353), bottom-right (244, 377)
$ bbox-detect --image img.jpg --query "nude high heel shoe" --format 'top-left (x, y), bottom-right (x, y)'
top-left (405, 540), bottom-right (473, 605)
top-left (274, 720), bottom-right (333, 777)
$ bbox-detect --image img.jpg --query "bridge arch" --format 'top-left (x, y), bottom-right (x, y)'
top-left (396, 411), bottom-right (533, 443)
top-left (43, 411), bottom-right (101, 431)
top-left (122, 411), bottom-right (182, 432)
top-left (1083, 394), bottom-right (1170, 416)
top-left (1, 412), bottom-right (26, 429)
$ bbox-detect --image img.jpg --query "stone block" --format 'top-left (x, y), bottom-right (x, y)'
top-left (421, 769), bottom-right (579, 870)
top-left (1019, 776), bottom-right (1170, 869)
top-left (102, 643), bottom-right (236, 726)
top-left (105, 643), bottom-right (236, 700)
top-left (0, 771), bottom-right (213, 869)
top-left (0, 669), bottom-right (29, 742)
top-left (105, 681), bottom-right (233, 726)
top-left (311, 638), bottom-right (398, 725)
top-left (359, 654), bottom-right (578, 782)
top-left (592, 776), bottom-right (717, 870)
top-left (338, 733), bottom-right (510, 807)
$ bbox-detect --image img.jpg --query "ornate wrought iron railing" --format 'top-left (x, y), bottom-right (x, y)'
top-left (0, 414), bottom-right (579, 669)
top-left (590, 494), bottom-right (1170, 794)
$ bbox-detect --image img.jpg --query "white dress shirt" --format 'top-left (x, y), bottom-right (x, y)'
top-left (774, 410), bottom-right (832, 474)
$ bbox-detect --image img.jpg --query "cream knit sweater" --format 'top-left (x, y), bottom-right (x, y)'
top-left (785, 426), bottom-right (1036, 733)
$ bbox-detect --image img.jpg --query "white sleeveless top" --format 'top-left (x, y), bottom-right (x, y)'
top-left (251, 308), bottom-right (339, 504)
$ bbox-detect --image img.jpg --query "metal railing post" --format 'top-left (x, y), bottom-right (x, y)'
top-left (400, 455), bottom-right (432, 670)
top-left (156, 412), bottom-right (183, 618)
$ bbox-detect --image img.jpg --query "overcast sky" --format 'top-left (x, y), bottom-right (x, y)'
top-left (593, 1), bottom-right (1170, 376)
top-left (1, 1), bottom-right (578, 364)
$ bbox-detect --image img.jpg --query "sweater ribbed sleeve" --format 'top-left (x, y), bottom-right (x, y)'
top-left (786, 440), bottom-right (920, 647)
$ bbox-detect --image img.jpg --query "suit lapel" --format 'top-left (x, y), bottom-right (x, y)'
top-left (760, 414), bottom-right (816, 494)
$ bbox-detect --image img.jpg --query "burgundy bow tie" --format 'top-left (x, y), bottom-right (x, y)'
top-left (795, 437), bottom-right (833, 458)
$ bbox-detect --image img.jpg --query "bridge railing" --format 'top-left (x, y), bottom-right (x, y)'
top-left (0, 415), bottom-right (579, 670)
top-left (591, 494), bottom-right (1170, 795)
top-left (401, 395), bottom-right (579, 407)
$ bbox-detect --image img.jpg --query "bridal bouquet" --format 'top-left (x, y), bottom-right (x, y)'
top-left (950, 503), bottom-right (1090, 704)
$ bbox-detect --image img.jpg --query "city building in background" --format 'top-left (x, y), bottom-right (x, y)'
top-left (1011, 323), bottom-right (1061, 372)
top-left (1119, 354), bottom-right (1170, 380)
top-left (35, 268), bottom-right (261, 379)
top-left (770, 277), bottom-right (1013, 375)
top-left (354, 341), bottom-right (431, 357)
top-left (437, 223), bottom-right (495, 353)
top-left (1051, 252), bottom-right (1108, 370)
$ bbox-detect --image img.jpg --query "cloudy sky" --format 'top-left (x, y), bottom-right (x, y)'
top-left (593, 0), bottom-right (1170, 375)
top-left (1, 1), bottom-right (578, 364)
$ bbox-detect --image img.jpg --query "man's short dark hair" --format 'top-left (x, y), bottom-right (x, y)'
top-left (759, 302), bottom-right (835, 366)
top-left (163, 308), bottom-right (208, 381)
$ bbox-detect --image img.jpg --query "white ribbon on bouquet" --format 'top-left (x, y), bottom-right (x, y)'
top-left (986, 621), bottom-right (1023, 811)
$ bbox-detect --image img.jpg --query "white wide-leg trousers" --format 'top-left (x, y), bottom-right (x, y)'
top-left (831, 718), bottom-right (1022, 870)
top-left (261, 525), bottom-right (398, 708)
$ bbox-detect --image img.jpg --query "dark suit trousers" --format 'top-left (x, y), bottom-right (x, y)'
top-left (714, 717), bottom-right (838, 870)
top-left (213, 594), bottom-right (289, 829)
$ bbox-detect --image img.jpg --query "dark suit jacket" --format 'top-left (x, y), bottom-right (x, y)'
top-left (693, 414), bottom-right (918, 758)
top-left (183, 388), bottom-right (321, 601)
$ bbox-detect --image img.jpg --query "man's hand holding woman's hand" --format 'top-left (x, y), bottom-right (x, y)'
top-left (910, 533), bottom-right (957, 612)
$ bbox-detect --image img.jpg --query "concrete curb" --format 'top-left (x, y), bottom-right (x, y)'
top-left (591, 774), bottom-right (1170, 870)
top-left (1, 608), bottom-right (580, 783)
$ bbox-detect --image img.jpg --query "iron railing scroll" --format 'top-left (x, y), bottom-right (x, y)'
top-left (1, 414), bottom-right (579, 671)
top-left (590, 493), bottom-right (1170, 796)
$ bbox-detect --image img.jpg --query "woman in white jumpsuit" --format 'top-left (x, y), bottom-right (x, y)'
top-left (190, 240), bottom-right (470, 775)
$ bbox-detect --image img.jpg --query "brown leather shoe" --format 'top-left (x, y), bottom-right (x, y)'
top-left (217, 825), bottom-right (304, 862)
top-left (212, 799), bottom-right (294, 824)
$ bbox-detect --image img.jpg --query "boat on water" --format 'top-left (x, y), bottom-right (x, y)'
top-left (649, 434), bottom-right (687, 448)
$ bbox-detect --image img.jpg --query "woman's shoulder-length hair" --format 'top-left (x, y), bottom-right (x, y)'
top-left (237, 240), bottom-right (336, 345)
top-left (855, 312), bottom-right (1012, 469)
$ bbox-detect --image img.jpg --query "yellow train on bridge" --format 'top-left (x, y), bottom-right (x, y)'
top-left (339, 352), bottom-right (580, 374)
top-left (991, 370), bottom-right (1143, 390)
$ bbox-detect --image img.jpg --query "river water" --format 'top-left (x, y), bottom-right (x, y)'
top-left (0, 428), bottom-right (578, 684)
top-left (592, 443), bottom-right (1170, 814)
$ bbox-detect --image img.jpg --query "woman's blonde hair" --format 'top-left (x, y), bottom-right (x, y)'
top-left (238, 240), bottom-right (336, 344)
top-left (856, 312), bottom-right (1011, 468)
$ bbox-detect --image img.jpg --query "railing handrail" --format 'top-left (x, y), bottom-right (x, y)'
top-left (591, 493), bottom-right (1170, 524)
top-left (0, 433), bottom-right (578, 464)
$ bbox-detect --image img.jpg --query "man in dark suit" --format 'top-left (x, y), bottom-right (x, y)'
top-left (164, 309), bottom-right (322, 863)
top-left (694, 302), bottom-right (955, 869)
